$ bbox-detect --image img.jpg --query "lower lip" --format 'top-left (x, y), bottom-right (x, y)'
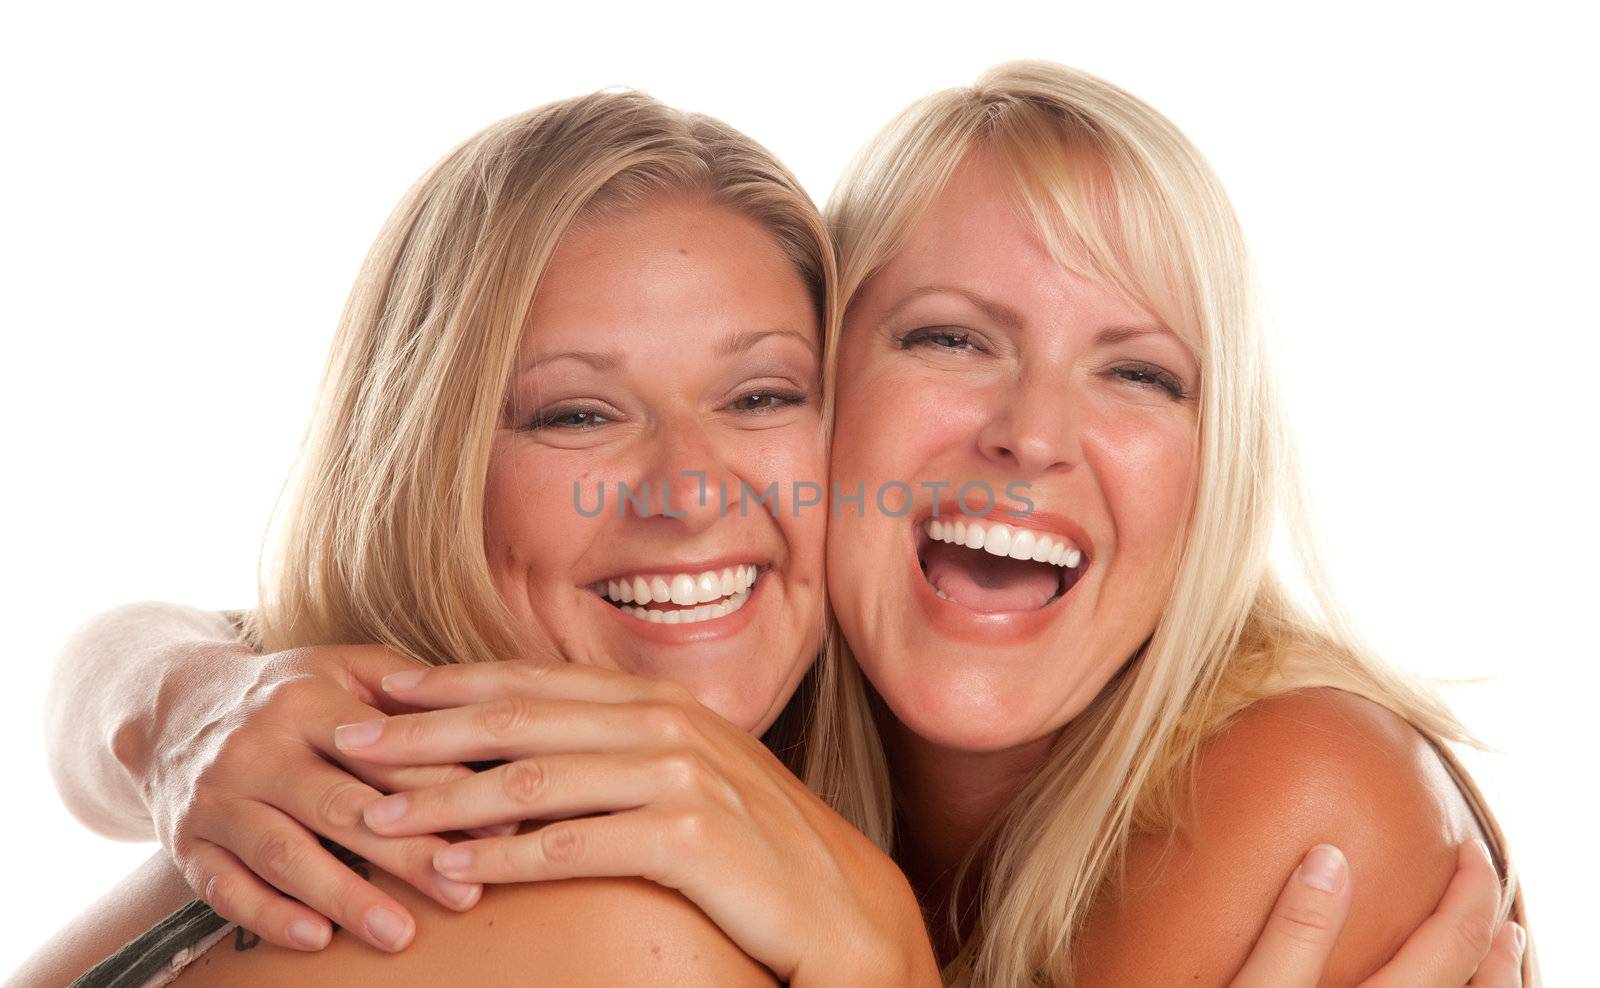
top-left (906, 529), bottom-right (1083, 646)
top-left (591, 572), bottom-right (767, 644)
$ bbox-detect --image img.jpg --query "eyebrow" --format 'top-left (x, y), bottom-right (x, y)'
top-left (884, 284), bottom-right (1172, 347)
top-left (518, 326), bottom-right (815, 374)
top-left (883, 285), bottom-right (1025, 333)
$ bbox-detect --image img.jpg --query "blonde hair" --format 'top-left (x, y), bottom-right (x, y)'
top-left (805, 61), bottom-right (1529, 984)
top-left (246, 90), bottom-right (836, 671)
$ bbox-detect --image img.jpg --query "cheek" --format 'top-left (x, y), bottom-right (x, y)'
top-left (482, 437), bottom-right (596, 591)
top-left (1083, 411), bottom-right (1197, 563)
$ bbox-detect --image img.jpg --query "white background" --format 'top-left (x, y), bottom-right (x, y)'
top-left (3, 0), bottom-right (1593, 980)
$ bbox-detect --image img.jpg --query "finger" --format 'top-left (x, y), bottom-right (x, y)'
top-left (336, 647), bottom-right (438, 710)
top-left (1466, 922), bottom-right (1526, 988)
top-left (333, 697), bottom-right (667, 764)
top-left (1230, 844), bottom-right (1352, 988)
top-left (1361, 839), bottom-right (1501, 987)
top-left (363, 753), bottom-right (666, 836)
top-left (182, 839), bottom-right (333, 952)
top-left (297, 691), bottom-right (476, 793)
top-left (348, 761), bottom-right (478, 795)
top-left (269, 759), bottom-right (483, 913)
top-left (380, 660), bottom-right (673, 709)
top-left (205, 800), bottom-right (418, 953)
top-left (431, 808), bottom-right (693, 887)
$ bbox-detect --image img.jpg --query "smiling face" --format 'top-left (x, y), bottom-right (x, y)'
top-left (484, 194), bottom-right (827, 734)
top-left (827, 153), bottom-right (1201, 753)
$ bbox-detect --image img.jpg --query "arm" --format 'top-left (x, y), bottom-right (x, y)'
top-left (45, 602), bottom-right (240, 839)
top-left (42, 602), bottom-right (483, 954)
top-left (1072, 688), bottom-right (1508, 986)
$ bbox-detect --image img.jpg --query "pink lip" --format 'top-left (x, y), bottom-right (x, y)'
top-left (588, 570), bottom-right (768, 645)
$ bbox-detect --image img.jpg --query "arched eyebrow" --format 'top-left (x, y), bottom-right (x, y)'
top-left (714, 327), bottom-right (817, 358)
top-left (883, 285), bottom-right (1169, 345)
top-left (517, 326), bottom-right (815, 375)
top-left (884, 285), bottom-right (1024, 333)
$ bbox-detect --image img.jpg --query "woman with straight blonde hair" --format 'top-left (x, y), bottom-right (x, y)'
top-left (26, 64), bottom-right (1529, 987)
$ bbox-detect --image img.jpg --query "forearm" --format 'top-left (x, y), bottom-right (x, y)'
top-left (44, 601), bottom-right (244, 839)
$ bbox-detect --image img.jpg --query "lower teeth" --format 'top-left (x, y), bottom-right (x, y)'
top-left (623, 588), bottom-right (752, 625)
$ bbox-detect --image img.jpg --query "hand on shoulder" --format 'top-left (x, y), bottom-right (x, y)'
top-left (1073, 688), bottom-right (1489, 986)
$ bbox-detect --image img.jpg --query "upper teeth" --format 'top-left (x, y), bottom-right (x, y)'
top-left (925, 519), bottom-right (1083, 568)
top-left (596, 565), bottom-right (759, 606)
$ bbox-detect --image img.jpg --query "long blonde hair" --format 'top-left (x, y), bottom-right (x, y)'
top-left (804, 61), bottom-right (1526, 985)
top-left (247, 91), bottom-right (837, 671)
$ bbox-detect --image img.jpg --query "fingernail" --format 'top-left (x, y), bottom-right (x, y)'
top-left (435, 846), bottom-right (474, 876)
top-left (433, 872), bottom-right (481, 908)
top-left (1297, 844), bottom-right (1347, 893)
top-left (384, 670), bottom-right (426, 692)
top-left (334, 720), bottom-right (384, 750)
top-left (364, 794), bottom-right (409, 827)
top-left (364, 906), bottom-right (413, 951)
top-left (287, 919), bottom-right (330, 950)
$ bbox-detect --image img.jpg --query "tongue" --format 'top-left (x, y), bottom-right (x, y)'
top-left (922, 540), bottom-right (1060, 612)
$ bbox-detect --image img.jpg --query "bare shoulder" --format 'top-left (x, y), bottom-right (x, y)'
top-left (8, 851), bottom-right (196, 988)
top-left (1072, 688), bottom-right (1483, 987)
top-left (175, 868), bottom-right (777, 987)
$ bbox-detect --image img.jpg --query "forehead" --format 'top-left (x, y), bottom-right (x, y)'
top-left (522, 196), bottom-right (818, 354)
top-left (867, 155), bottom-right (1157, 327)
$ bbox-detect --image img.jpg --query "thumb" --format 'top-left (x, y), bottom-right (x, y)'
top-left (1231, 844), bottom-right (1352, 987)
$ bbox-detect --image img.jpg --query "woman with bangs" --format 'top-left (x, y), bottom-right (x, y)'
top-left (21, 65), bottom-right (1529, 987)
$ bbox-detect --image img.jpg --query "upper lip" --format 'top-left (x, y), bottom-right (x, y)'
top-left (914, 503), bottom-right (1094, 566)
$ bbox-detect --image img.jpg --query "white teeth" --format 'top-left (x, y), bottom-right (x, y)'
top-left (983, 525), bottom-right (1012, 556)
top-left (924, 518), bottom-right (1084, 570)
top-left (599, 564), bottom-right (764, 623)
top-left (620, 588), bottom-right (752, 625)
top-left (696, 572), bottom-right (721, 604)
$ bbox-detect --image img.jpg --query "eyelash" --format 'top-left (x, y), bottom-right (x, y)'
top-left (897, 327), bottom-right (986, 353)
top-left (1110, 363), bottom-right (1191, 401)
top-left (522, 390), bottom-right (807, 431)
top-left (899, 327), bottom-right (1190, 401)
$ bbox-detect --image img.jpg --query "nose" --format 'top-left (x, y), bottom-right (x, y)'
top-left (625, 418), bottom-right (736, 532)
top-left (976, 368), bottom-right (1080, 478)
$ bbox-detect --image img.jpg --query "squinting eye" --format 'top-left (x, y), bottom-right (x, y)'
top-left (524, 407), bottom-right (610, 430)
top-left (898, 327), bottom-right (982, 352)
top-left (1111, 364), bottom-right (1190, 401)
top-left (727, 391), bottom-right (806, 414)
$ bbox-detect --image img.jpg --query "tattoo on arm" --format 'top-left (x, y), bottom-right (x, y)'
top-left (234, 927), bottom-right (261, 952)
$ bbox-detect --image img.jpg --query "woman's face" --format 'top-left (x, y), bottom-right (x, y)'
top-left (483, 194), bottom-right (827, 734)
top-left (828, 154), bottom-right (1201, 753)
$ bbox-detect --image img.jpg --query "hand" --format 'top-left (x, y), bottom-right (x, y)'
top-left (1235, 840), bottom-right (1527, 987)
top-left (336, 660), bottom-right (940, 986)
top-left (132, 641), bottom-right (485, 953)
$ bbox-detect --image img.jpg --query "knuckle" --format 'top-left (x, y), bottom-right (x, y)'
top-left (658, 752), bottom-right (704, 793)
top-left (1269, 903), bottom-right (1336, 944)
top-left (643, 703), bottom-right (694, 744)
top-left (500, 759), bottom-right (548, 806)
top-left (315, 780), bottom-right (370, 831)
top-left (1454, 912), bottom-right (1496, 958)
top-left (252, 830), bottom-right (305, 885)
top-left (201, 870), bottom-right (246, 921)
top-left (665, 810), bottom-right (710, 854)
top-left (539, 824), bottom-right (584, 866)
top-left (506, 661), bottom-right (552, 691)
top-left (480, 698), bottom-right (534, 740)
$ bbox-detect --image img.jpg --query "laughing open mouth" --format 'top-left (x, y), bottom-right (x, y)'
top-left (916, 519), bottom-right (1087, 612)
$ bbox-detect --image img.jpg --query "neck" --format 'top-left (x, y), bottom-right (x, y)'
top-left (886, 720), bottom-right (1056, 959)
